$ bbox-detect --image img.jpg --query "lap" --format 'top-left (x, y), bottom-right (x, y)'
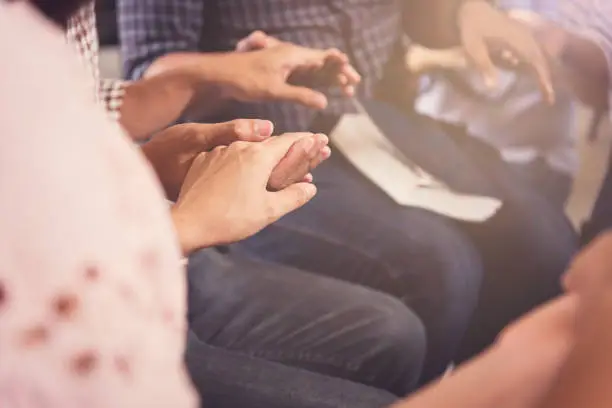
top-left (185, 332), bottom-right (398, 408)
top-left (185, 248), bottom-right (426, 394)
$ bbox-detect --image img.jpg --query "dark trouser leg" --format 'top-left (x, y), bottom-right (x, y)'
top-left (508, 159), bottom-right (573, 209)
top-left (399, 114), bottom-right (578, 362)
top-left (185, 332), bottom-right (398, 408)
top-left (234, 154), bottom-right (483, 384)
top-left (581, 147), bottom-right (612, 246)
top-left (305, 102), bottom-right (575, 370)
top-left (186, 248), bottom-right (426, 396)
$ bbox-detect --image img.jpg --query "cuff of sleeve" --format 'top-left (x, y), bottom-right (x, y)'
top-left (99, 79), bottom-right (128, 121)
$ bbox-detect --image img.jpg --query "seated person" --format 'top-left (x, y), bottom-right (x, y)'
top-left (10, 0), bottom-right (433, 400)
top-left (0, 2), bottom-right (417, 406)
top-left (411, 0), bottom-right (579, 208)
top-left (118, 0), bottom-right (578, 376)
top-left (4, 5), bottom-right (612, 408)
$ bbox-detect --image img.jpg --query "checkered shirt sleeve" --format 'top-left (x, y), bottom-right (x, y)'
top-left (118, 0), bottom-right (402, 133)
top-left (66, 3), bottom-right (127, 120)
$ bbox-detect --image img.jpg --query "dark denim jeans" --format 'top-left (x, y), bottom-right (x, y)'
top-left (582, 144), bottom-right (612, 245)
top-left (238, 101), bottom-right (576, 368)
top-left (186, 248), bottom-right (430, 397)
top-left (186, 332), bottom-right (398, 408)
top-left (184, 101), bottom-right (577, 406)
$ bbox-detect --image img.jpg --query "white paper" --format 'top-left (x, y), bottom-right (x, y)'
top-left (329, 111), bottom-right (502, 222)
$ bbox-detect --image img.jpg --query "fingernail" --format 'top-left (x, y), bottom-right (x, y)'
top-left (320, 146), bottom-right (332, 159)
top-left (315, 133), bottom-right (329, 146)
top-left (302, 183), bottom-right (317, 198)
top-left (301, 137), bottom-right (315, 153)
top-left (313, 94), bottom-right (328, 109)
top-left (255, 120), bottom-right (273, 137)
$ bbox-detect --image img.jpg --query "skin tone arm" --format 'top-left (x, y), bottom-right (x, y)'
top-left (119, 46), bottom-right (359, 141)
top-left (389, 296), bottom-right (576, 408)
top-left (541, 232), bottom-right (612, 408)
top-left (118, 70), bottom-right (202, 140)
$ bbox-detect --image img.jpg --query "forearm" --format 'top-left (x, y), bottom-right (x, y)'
top-left (144, 52), bottom-right (239, 122)
top-left (118, 71), bottom-right (202, 140)
top-left (392, 343), bottom-right (567, 408)
top-left (539, 292), bottom-right (612, 408)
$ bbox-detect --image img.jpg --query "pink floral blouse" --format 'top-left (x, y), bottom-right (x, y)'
top-left (0, 3), bottom-right (196, 407)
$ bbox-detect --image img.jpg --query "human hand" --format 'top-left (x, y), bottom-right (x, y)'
top-left (233, 30), bottom-right (361, 99)
top-left (142, 119), bottom-right (330, 200)
top-left (171, 134), bottom-right (322, 253)
top-left (142, 119), bottom-right (274, 200)
top-left (456, 1), bottom-right (554, 102)
top-left (268, 133), bottom-right (331, 191)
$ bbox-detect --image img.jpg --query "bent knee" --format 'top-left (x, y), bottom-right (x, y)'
top-left (354, 292), bottom-right (427, 394)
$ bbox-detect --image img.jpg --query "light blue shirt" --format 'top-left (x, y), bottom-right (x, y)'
top-left (415, 0), bottom-right (580, 176)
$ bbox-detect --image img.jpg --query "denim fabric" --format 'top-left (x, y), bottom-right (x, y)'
top-left (185, 332), bottom-right (398, 408)
top-left (581, 144), bottom-right (612, 246)
top-left (238, 100), bottom-right (577, 372)
top-left (342, 101), bottom-right (578, 361)
top-left (186, 248), bottom-right (428, 396)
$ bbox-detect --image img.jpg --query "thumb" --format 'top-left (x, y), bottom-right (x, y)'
top-left (463, 35), bottom-right (497, 88)
top-left (236, 30), bottom-right (269, 52)
top-left (192, 119), bottom-right (274, 149)
top-left (259, 132), bottom-right (317, 167)
top-left (274, 83), bottom-right (328, 109)
top-left (269, 182), bottom-right (317, 220)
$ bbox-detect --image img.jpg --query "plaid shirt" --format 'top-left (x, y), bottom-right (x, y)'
top-left (119, 0), bottom-right (406, 132)
top-left (66, 3), bottom-right (126, 119)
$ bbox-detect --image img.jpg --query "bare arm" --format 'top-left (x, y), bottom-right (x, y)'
top-left (110, 72), bottom-right (201, 140)
top-left (391, 297), bottom-right (576, 408)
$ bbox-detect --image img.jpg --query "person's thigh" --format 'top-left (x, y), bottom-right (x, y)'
top-left (581, 153), bottom-right (612, 246)
top-left (407, 115), bottom-right (579, 361)
top-left (186, 248), bottom-right (426, 396)
top-left (508, 159), bottom-right (573, 209)
top-left (233, 153), bottom-right (483, 383)
top-left (185, 332), bottom-right (398, 408)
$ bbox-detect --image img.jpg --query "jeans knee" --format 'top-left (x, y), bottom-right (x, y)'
top-left (357, 294), bottom-right (427, 395)
top-left (391, 213), bottom-right (482, 326)
top-left (500, 202), bottom-right (577, 275)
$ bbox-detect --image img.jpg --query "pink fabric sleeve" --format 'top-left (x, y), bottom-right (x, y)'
top-left (0, 3), bottom-right (197, 407)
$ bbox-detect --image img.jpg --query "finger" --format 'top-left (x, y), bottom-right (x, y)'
top-left (342, 84), bottom-right (356, 97)
top-left (261, 132), bottom-right (319, 164)
top-left (267, 136), bottom-right (314, 191)
top-left (310, 145), bottom-right (332, 170)
top-left (463, 33), bottom-right (497, 88)
top-left (501, 49), bottom-right (520, 66)
top-left (282, 44), bottom-right (329, 69)
top-left (232, 119), bottom-right (274, 141)
top-left (192, 119), bottom-right (274, 149)
top-left (531, 49), bottom-right (555, 104)
top-left (274, 83), bottom-right (328, 109)
top-left (236, 30), bottom-right (270, 52)
top-left (323, 48), bottom-right (349, 65)
top-left (342, 64), bottom-right (361, 85)
top-left (303, 173), bottom-right (314, 183)
top-left (269, 182), bottom-right (318, 220)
